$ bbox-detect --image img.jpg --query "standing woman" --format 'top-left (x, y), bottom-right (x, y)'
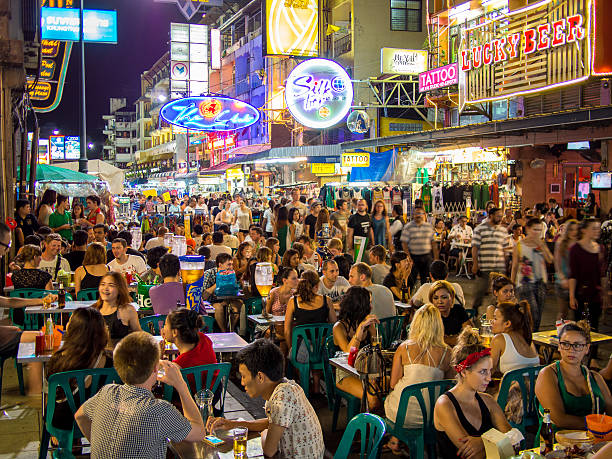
top-left (273, 206), bottom-right (294, 257)
top-left (315, 207), bottom-right (342, 242)
top-left (36, 189), bottom-right (56, 226)
top-left (81, 195), bottom-right (105, 228)
top-left (71, 202), bottom-right (85, 231)
top-left (94, 272), bottom-right (141, 343)
top-left (554, 220), bottom-right (579, 320)
top-left (214, 201), bottom-right (233, 231)
top-left (434, 328), bottom-right (511, 459)
top-left (289, 208), bottom-right (303, 240)
top-left (511, 217), bottom-right (553, 332)
top-left (235, 199), bottom-right (253, 241)
top-left (389, 205), bottom-right (405, 253)
top-left (383, 251), bottom-right (413, 301)
top-left (370, 200), bottom-right (391, 248)
top-left (569, 218), bottom-right (609, 330)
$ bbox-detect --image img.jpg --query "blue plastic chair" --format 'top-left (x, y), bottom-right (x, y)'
top-left (376, 316), bottom-right (405, 349)
top-left (384, 379), bottom-right (455, 459)
top-left (334, 413), bottom-right (386, 459)
top-left (40, 367), bottom-right (122, 459)
top-left (139, 314), bottom-right (167, 335)
top-left (322, 335), bottom-right (361, 431)
top-left (76, 289), bottom-right (98, 301)
top-left (289, 323), bottom-right (333, 395)
top-left (497, 365), bottom-right (545, 438)
top-left (0, 354), bottom-right (25, 407)
top-left (162, 363), bottom-right (231, 415)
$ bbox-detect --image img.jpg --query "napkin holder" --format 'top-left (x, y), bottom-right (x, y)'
top-left (482, 428), bottom-right (523, 459)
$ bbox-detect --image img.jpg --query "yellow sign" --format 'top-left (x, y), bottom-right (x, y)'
top-left (226, 168), bottom-right (244, 179)
top-left (162, 192), bottom-right (172, 202)
top-left (142, 189), bottom-right (158, 197)
top-left (265, 0), bottom-right (318, 57)
top-left (342, 152), bottom-right (370, 168)
top-left (311, 163), bottom-right (336, 175)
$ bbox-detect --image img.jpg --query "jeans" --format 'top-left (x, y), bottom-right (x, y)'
top-left (408, 253), bottom-right (432, 289)
top-left (516, 281), bottom-right (547, 332)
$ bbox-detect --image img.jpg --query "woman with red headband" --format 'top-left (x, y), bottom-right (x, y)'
top-left (434, 328), bottom-right (511, 458)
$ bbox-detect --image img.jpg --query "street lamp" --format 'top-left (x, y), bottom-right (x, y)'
top-left (52, 129), bottom-right (60, 135)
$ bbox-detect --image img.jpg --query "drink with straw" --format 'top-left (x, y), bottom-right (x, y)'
top-left (232, 427), bottom-right (248, 458)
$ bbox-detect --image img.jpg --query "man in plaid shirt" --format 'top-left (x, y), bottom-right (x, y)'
top-left (75, 332), bottom-right (205, 459)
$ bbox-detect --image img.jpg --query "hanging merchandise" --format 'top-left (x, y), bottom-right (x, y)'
top-left (432, 185), bottom-right (444, 214)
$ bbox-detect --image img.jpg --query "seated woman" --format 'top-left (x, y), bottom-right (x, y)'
top-left (11, 244), bottom-right (52, 290)
top-left (434, 328), bottom-right (512, 459)
top-left (486, 273), bottom-right (516, 321)
top-left (332, 286), bottom-right (379, 408)
top-left (490, 301), bottom-right (540, 375)
top-left (385, 304), bottom-right (453, 430)
top-left (46, 307), bottom-right (110, 431)
top-left (429, 280), bottom-right (472, 346)
top-left (161, 307), bottom-right (216, 368)
top-left (94, 272), bottom-right (141, 344)
top-left (73, 242), bottom-right (108, 296)
top-left (280, 248), bottom-right (300, 270)
top-left (383, 251), bottom-right (412, 301)
top-left (232, 242), bottom-right (253, 280)
top-left (535, 321), bottom-right (612, 432)
top-left (266, 267), bottom-right (298, 354)
top-left (285, 270), bottom-right (337, 394)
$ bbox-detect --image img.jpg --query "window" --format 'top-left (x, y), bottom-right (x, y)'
top-left (390, 0), bottom-right (422, 32)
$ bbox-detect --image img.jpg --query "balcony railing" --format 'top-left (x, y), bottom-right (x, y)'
top-left (334, 33), bottom-right (352, 57)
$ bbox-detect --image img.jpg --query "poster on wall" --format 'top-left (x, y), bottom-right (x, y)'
top-left (49, 135), bottom-right (65, 160)
top-left (65, 136), bottom-right (80, 160)
top-left (265, 0), bottom-right (318, 57)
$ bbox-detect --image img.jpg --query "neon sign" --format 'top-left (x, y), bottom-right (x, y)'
top-left (160, 96), bottom-right (260, 132)
top-left (285, 58), bottom-right (353, 129)
top-left (419, 63), bottom-right (459, 92)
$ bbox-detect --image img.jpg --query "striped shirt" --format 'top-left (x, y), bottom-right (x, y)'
top-left (472, 221), bottom-right (510, 272)
top-left (400, 221), bottom-right (434, 255)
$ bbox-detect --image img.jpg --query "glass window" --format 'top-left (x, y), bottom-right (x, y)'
top-left (391, 0), bottom-right (422, 32)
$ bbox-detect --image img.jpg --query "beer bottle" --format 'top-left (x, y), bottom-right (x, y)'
top-left (58, 283), bottom-right (66, 309)
top-left (540, 409), bottom-right (554, 454)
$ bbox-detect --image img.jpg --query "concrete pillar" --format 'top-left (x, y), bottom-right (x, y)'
top-left (600, 140), bottom-right (611, 216)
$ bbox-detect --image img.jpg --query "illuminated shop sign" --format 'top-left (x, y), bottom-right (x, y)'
top-left (65, 136), bottom-right (80, 160)
top-left (461, 0), bottom-right (592, 105)
top-left (419, 63), bottom-right (459, 92)
top-left (41, 7), bottom-right (118, 43)
top-left (49, 135), bottom-right (65, 160)
top-left (380, 48), bottom-right (428, 75)
top-left (285, 58), bottom-right (353, 129)
top-left (341, 152), bottom-right (369, 167)
top-left (160, 96), bottom-right (260, 132)
top-left (265, 0), bottom-right (318, 57)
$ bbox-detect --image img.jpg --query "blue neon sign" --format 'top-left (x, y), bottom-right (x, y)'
top-left (41, 7), bottom-right (118, 43)
top-left (160, 96), bottom-right (260, 132)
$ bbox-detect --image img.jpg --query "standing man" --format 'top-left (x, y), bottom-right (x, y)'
top-left (38, 233), bottom-right (71, 280)
top-left (471, 207), bottom-right (510, 312)
top-left (330, 198), bottom-right (350, 246)
top-left (262, 199), bottom-right (276, 238)
top-left (448, 215), bottom-right (473, 272)
top-left (548, 198), bottom-right (564, 219)
top-left (304, 201), bottom-right (321, 240)
top-left (287, 189), bottom-right (308, 218)
top-left (401, 207), bottom-right (437, 287)
top-left (346, 199), bottom-right (374, 262)
top-left (65, 230), bottom-right (89, 271)
top-left (348, 262), bottom-right (395, 319)
top-left (48, 194), bottom-right (73, 242)
top-left (14, 199), bottom-right (39, 249)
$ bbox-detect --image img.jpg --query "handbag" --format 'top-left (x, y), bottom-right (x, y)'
top-left (214, 270), bottom-right (240, 296)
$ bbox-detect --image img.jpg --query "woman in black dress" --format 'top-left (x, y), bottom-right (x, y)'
top-left (11, 244), bottom-right (53, 290)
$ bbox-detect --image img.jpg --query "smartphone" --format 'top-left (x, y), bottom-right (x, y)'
top-left (203, 435), bottom-right (225, 447)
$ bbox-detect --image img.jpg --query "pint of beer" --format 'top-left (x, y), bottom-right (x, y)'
top-left (179, 255), bottom-right (205, 285)
top-left (254, 262), bottom-right (274, 298)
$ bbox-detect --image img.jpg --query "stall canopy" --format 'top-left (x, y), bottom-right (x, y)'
top-left (19, 164), bottom-right (109, 197)
top-left (60, 160), bottom-right (125, 194)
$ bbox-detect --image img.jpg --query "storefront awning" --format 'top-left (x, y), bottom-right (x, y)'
top-left (228, 144), bottom-right (342, 164)
top-left (200, 161), bottom-right (239, 175)
top-left (225, 143), bottom-right (271, 163)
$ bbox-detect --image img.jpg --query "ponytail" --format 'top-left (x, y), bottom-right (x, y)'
top-left (497, 301), bottom-right (533, 345)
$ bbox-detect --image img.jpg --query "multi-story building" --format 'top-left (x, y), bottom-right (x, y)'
top-left (102, 98), bottom-right (138, 168)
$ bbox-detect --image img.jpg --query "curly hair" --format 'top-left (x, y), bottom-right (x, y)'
top-left (296, 269), bottom-right (319, 303)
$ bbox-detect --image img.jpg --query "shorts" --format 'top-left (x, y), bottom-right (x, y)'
top-left (0, 326), bottom-right (23, 359)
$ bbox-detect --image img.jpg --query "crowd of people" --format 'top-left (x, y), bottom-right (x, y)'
top-left (1, 187), bottom-right (612, 458)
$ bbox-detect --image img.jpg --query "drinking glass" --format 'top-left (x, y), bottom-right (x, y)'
top-left (232, 426), bottom-right (248, 458)
top-left (254, 262), bottom-right (274, 318)
top-left (194, 389), bottom-right (214, 426)
top-left (372, 327), bottom-right (382, 348)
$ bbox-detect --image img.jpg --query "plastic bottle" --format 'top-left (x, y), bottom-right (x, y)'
top-left (45, 317), bottom-right (54, 351)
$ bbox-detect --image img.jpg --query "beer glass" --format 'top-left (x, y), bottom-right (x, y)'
top-left (232, 426), bottom-right (248, 458)
top-left (254, 262), bottom-right (274, 318)
top-left (179, 255), bottom-right (205, 286)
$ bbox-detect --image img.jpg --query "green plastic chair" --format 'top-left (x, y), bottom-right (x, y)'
top-left (376, 316), bottom-right (405, 349)
top-left (40, 367), bottom-right (122, 459)
top-left (334, 413), bottom-right (386, 459)
top-left (322, 335), bottom-right (361, 431)
top-left (497, 365), bottom-right (545, 437)
top-left (384, 379), bottom-right (455, 459)
top-left (244, 297), bottom-right (263, 340)
top-left (290, 323), bottom-right (333, 395)
top-left (76, 288), bottom-right (98, 301)
top-left (201, 315), bottom-right (216, 333)
top-left (0, 354), bottom-right (25, 407)
top-left (139, 314), bottom-right (167, 335)
top-left (162, 363), bottom-right (231, 415)
top-left (9, 289), bottom-right (70, 330)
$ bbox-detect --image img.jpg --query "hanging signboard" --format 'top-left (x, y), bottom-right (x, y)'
top-left (460, 0), bottom-right (592, 106)
top-left (285, 58), bottom-right (353, 129)
top-left (380, 48), bottom-right (428, 75)
top-left (160, 96), bottom-right (260, 132)
top-left (419, 62), bottom-right (459, 92)
top-left (40, 7), bottom-right (118, 43)
top-left (49, 135), bottom-right (65, 160)
top-left (341, 152), bottom-right (370, 167)
top-left (265, 0), bottom-right (318, 57)
top-left (311, 163), bottom-right (336, 175)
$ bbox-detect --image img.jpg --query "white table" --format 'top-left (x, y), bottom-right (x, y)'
top-left (453, 242), bottom-right (473, 278)
top-left (24, 301), bottom-right (139, 315)
top-left (206, 332), bottom-right (248, 353)
top-left (329, 354), bottom-right (359, 378)
top-left (247, 314), bottom-right (285, 325)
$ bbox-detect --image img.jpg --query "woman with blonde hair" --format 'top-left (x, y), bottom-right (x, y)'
top-left (429, 280), bottom-right (472, 346)
top-left (73, 242), bottom-right (108, 295)
top-left (385, 304), bottom-right (453, 430)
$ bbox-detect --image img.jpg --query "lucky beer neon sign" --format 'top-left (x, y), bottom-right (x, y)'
top-left (461, 14), bottom-right (585, 71)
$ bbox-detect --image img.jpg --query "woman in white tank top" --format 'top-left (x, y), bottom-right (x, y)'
top-left (384, 304), bottom-right (453, 430)
top-left (490, 301), bottom-right (540, 375)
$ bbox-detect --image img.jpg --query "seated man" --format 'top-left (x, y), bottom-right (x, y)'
top-left (141, 245), bottom-right (168, 284)
top-left (149, 254), bottom-right (185, 315)
top-left (317, 259), bottom-right (349, 308)
top-left (206, 231), bottom-right (232, 260)
top-left (207, 339), bottom-right (324, 459)
top-left (107, 238), bottom-right (147, 275)
top-left (410, 260), bottom-right (466, 307)
top-left (75, 332), bottom-right (205, 459)
top-left (348, 262), bottom-right (395, 319)
top-left (368, 245), bottom-right (390, 285)
top-left (202, 253), bottom-right (241, 332)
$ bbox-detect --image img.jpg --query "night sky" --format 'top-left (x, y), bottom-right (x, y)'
top-left (38, 1), bottom-right (194, 150)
